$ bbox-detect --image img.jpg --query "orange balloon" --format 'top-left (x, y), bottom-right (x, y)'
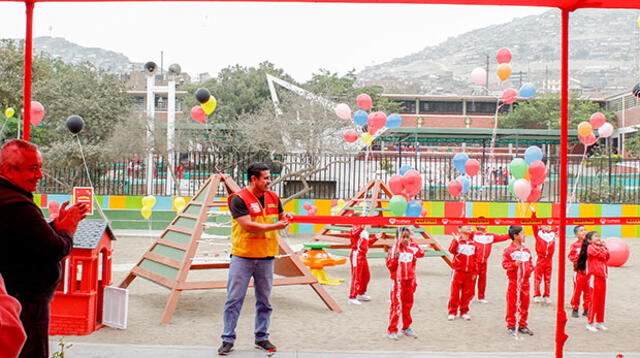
top-left (523, 169), bottom-right (531, 181)
top-left (497, 63), bottom-right (512, 82)
top-left (577, 121), bottom-right (593, 137)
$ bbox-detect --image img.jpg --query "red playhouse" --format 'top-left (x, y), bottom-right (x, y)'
top-left (49, 220), bottom-right (116, 335)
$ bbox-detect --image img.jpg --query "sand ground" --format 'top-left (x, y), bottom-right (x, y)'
top-left (54, 233), bottom-right (639, 354)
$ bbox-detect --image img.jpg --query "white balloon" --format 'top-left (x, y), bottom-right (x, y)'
top-left (598, 122), bottom-right (614, 138)
top-left (334, 103), bottom-right (351, 120)
top-left (470, 67), bottom-right (487, 86)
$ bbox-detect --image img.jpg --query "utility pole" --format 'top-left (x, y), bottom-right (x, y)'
top-left (485, 54), bottom-right (490, 95)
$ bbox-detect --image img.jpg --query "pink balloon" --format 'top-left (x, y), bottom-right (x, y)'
top-left (526, 185), bottom-right (542, 203)
top-left (48, 200), bottom-right (60, 220)
top-left (303, 202), bottom-right (312, 211)
top-left (356, 94), bottom-right (373, 110)
top-left (501, 88), bottom-right (518, 104)
top-left (590, 112), bottom-right (606, 130)
top-left (343, 130), bottom-right (359, 143)
top-left (605, 238), bottom-right (630, 267)
top-left (598, 122), bottom-right (614, 138)
top-left (528, 160), bottom-right (546, 181)
top-left (513, 179), bottom-right (532, 202)
top-left (421, 209), bottom-right (427, 217)
top-left (470, 67), bottom-right (487, 86)
top-left (308, 207), bottom-right (318, 216)
top-left (464, 159), bottom-right (481, 177)
top-left (334, 103), bottom-right (351, 120)
top-left (531, 171), bottom-right (547, 187)
top-left (496, 48), bottom-right (512, 64)
top-left (447, 180), bottom-right (463, 198)
top-left (388, 174), bottom-right (404, 195)
top-left (579, 133), bottom-right (597, 146)
top-left (30, 101), bottom-right (45, 126)
top-left (402, 173), bottom-right (422, 197)
top-left (191, 105), bottom-right (206, 123)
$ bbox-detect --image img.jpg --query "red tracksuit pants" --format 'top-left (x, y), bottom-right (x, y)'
top-left (476, 261), bottom-right (488, 300)
top-left (388, 279), bottom-right (416, 334)
top-left (587, 275), bottom-right (606, 324)
top-left (448, 270), bottom-right (475, 316)
top-left (571, 271), bottom-right (591, 311)
top-left (349, 255), bottom-right (370, 299)
top-left (506, 276), bottom-right (531, 328)
top-left (534, 257), bottom-right (552, 298)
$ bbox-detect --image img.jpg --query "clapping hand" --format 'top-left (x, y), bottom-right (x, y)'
top-left (54, 201), bottom-right (89, 234)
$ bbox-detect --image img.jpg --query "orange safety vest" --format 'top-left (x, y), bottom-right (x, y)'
top-left (228, 188), bottom-right (280, 258)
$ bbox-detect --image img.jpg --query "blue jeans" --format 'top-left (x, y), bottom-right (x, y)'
top-left (221, 255), bottom-right (274, 343)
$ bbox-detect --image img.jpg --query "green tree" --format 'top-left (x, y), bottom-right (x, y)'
top-left (499, 92), bottom-right (616, 130)
top-left (624, 133), bottom-right (640, 158)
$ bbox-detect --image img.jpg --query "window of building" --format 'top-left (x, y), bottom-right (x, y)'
top-left (394, 100), bottom-right (417, 113)
top-left (419, 100), bottom-right (463, 114)
top-left (466, 101), bottom-right (497, 114)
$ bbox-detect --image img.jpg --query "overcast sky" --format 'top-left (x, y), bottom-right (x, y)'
top-left (0, 2), bottom-right (549, 82)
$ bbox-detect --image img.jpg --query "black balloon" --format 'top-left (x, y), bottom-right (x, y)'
top-left (633, 83), bottom-right (640, 98)
top-left (66, 115), bottom-right (84, 134)
top-left (195, 88), bottom-right (211, 104)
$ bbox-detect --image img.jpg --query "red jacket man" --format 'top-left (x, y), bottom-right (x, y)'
top-left (447, 226), bottom-right (480, 321)
top-left (530, 209), bottom-right (556, 302)
top-left (502, 226), bottom-right (535, 336)
top-left (471, 222), bottom-right (510, 303)
top-left (568, 225), bottom-right (590, 318)
top-left (348, 226), bottom-right (381, 304)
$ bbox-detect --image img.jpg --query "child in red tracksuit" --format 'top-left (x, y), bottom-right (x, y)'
top-left (348, 225), bottom-right (382, 305)
top-left (530, 207), bottom-right (556, 304)
top-left (578, 231), bottom-right (610, 332)
top-left (568, 225), bottom-right (591, 318)
top-left (502, 225), bottom-right (535, 336)
top-left (386, 226), bottom-right (424, 340)
top-left (472, 219), bottom-right (510, 303)
top-left (448, 225), bottom-right (480, 321)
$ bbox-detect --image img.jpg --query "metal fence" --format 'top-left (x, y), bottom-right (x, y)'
top-left (39, 151), bottom-right (640, 204)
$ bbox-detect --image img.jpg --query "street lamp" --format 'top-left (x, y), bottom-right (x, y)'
top-left (143, 61), bottom-right (157, 195)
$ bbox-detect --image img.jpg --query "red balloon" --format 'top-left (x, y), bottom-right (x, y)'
top-left (30, 101), bottom-right (45, 126)
top-left (368, 111), bottom-right (387, 128)
top-left (590, 112), bottom-right (606, 130)
top-left (343, 129), bottom-right (359, 143)
top-left (48, 200), bottom-right (60, 220)
top-left (528, 160), bottom-right (546, 181)
top-left (308, 206), bottom-right (318, 216)
top-left (357, 94), bottom-right (373, 110)
top-left (388, 174), bottom-right (404, 195)
top-left (402, 172), bottom-right (422, 197)
top-left (579, 133), bottom-right (597, 146)
top-left (496, 48), bottom-right (512, 64)
top-left (400, 192), bottom-right (411, 201)
top-left (530, 171), bottom-right (547, 187)
top-left (605, 238), bottom-right (630, 267)
top-left (501, 88), bottom-right (518, 104)
top-left (368, 125), bottom-right (379, 136)
top-left (191, 105), bottom-right (206, 123)
top-left (447, 180), bottom-right (463, 198)
top-left (526, 185), bottom-right (542, 203)
top-left (303, 202), bottom-right (312, 211)
top-left (464, 159), bottom-right (481, 177)
top-left (421, 209), bottom-right (427, 217)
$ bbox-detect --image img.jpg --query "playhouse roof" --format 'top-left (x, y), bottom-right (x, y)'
top-left (73, 220), bottom-right (116, 249)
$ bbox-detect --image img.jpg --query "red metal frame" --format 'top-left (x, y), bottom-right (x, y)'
top-left (7, 0), bottom-right (640, 356)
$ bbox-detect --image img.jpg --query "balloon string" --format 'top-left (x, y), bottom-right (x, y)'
top-left (488, 99), bottom-right (503, 175)
top-left (567, 146), bottom-right (588, 214)
top-left (75, 135), bottom-right (109, 224)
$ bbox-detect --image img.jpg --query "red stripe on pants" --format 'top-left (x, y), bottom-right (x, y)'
top-left (570, 271), bottom-right (591, 311)
top-left (388, 279), bottom-right (416, 334)
top-left (476, 261), bottom-right (488, 300)
top-left (534, 257), bottom-right (552, 297)
top-left (587, 275), bottom-right (606, 324)
top-left (448, 271), bottom-right (475, 315)
top-left (506, 277), bottom-right (530, 328)
top-left (349, 255), bottom-right (371, 299)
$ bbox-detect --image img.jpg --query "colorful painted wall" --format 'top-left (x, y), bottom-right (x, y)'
top-left (34, 193), bottom-right (639, 238)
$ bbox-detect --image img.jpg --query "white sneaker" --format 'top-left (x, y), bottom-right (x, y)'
top-left (348, 298), bottom-right (362, 305)
top-left (356, 294), bottom-right (371, 301)
top-left (533, 296), bottom-right (542, 303)
top-left (586, 324), bottom-right (598, 332)
top-left (462, 314), bottom-right (471, 321)
top-left (544, 297), bottom-right (552, 304)
top-left (447, 314), bottom-right (456, 321)
top-left (478, 299), bottom-right (489, 304)
top-left (595, 323), bottom-right (608, 331)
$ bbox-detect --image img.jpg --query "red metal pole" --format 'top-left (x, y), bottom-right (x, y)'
top-left (23, 1), bottom-right (34, 142)
top-left (555, 8), bottom-right (570, 358)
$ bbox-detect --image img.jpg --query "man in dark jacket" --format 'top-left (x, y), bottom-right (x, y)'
top-left (0, 139), bottom-right (87, 358)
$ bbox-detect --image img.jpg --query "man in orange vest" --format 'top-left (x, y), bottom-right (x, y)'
top-left (219, 163), bottom-right (292, 356)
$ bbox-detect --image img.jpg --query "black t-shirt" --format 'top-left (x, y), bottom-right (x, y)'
top-left (229, 194), bottom-right (283, 219)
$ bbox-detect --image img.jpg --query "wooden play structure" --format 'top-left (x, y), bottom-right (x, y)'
top-left (314, 179), bottom-right (453, 267)
top-left (119, 174), bottom-right (341, 323)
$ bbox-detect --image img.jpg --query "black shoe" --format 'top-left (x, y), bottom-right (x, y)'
top-left (255, 340), bottom-right (277, 353)
top-left (571, 309), bottom-right (579, 318)
top-left (583, 309), bottom-right (588, 317)
top-left (518, 326), bottom-right (534, 336)
top-left (507, 326), bottom-right (516, 335)
top-left (218, 341), bottom-right (234, 356)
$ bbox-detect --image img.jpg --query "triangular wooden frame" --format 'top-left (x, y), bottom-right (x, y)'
top-left (119, 174), bottom-right (341, 324)
top-left (314, 179), bottom-right (453, 267)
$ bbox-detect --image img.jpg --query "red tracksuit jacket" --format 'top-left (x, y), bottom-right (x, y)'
top-left (350, 226), bottom-right (380, 259)
top-left (568, 239), bottom-right (583, 270)
top-left (531, 212), bottom-right (556, 260)
top-left (502, 243), bottom-right (535, 280)
top-left (0, 274), bottom-right (26, 358)
top-left (587, 244), bottom-right (609, 278)
top-left (387, 241), bottom-right (425, 281)
top-left (471, 231), bottom-right (510, 263)
top-left (449, 237), bottom-right (480, 273)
